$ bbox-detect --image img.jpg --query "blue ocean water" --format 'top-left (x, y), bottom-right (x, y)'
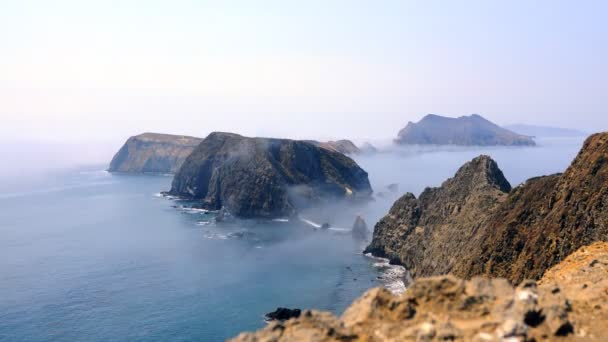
top-left (0, 137), bottom-right (586, 341)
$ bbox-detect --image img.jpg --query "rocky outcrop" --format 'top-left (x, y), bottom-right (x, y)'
top-left (108, 133), bottom-right (202, 174)
top-left (231, 242), bottom-right (608, 341)
top-left (396, 114), bottom-right (536, 146)
top-left (366, 132), bottom-right (608, 284)
top-left (364, 155), bottom-right (511, 278)
top-left (167, 132), bottom-right (372, 219)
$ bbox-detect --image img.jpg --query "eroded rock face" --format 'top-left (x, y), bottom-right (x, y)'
top-left (168, 132), bottom-right (372, 219)
top-left (366, 132), bottom-right (608, 283)
top-left (396, 114), bottom-right (536, 146)
top-left (231, 242), bottom-right (608, 341)
top-left (108, 133), bottom-right (202, 174)
top-left (364, 155), bottom-right (511, 278)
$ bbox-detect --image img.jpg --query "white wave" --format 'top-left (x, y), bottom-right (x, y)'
top-left (298, 217), bottom-right (322, 228)
top-left (272, 218), bottom-right (290, 222)
top-left (328, 227), bottom-right (349, 232)
top-left (365, 253), bottom-right (408, 295)
top-left (196, 221), bottom-right (213, 226)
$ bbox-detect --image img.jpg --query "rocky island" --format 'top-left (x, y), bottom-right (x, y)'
top-left (108, 133), bottom-right (202, 174)
top-left (167, 132), bottom-right (373, 219)
top-left (395, 114), bottom-right (536, 146)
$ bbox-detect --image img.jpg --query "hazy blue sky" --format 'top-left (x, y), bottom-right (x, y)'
top-left (1, 0), bottom-right (607, 143)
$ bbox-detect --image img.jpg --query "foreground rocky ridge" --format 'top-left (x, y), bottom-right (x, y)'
top-left (108, 133), bottom-right (202, 174)
top-left (396, 114), bottom-right (536, 146)
top-left (168, 132), bottom-right (372, 218)
top-left (366, 132), bottom-right (608, 283)
top-left (232, 242), bottom-right (608, 341)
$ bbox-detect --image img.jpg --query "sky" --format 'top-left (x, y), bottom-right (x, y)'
top-left (1, 0), bottom-right (607, 145)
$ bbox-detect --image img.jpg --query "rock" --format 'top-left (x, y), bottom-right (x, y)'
top-left (352, 216), bottom-right (368, 240)
top-left (366, 132), bottom-right (608, 283)
top-left (265, 308), bottom-right (302, 322)
top-left (320, 223), bottom-right (331, 230)
top-left (231, 243), bottom-right (608, 341)
top-left (168, 132), bottom-right (372, 219)
top-left (108, 133), bottom-right (202, 174)
top-left (395, 114), bottom-right (536, 146)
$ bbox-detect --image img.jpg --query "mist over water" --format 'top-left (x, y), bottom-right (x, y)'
top-left (0, 136), bottom-right (585, 341)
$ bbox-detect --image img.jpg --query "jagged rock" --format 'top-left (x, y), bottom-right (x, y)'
top-left (395, 114), bottom-right (536, 146)
top-left (265, 308), bottom-right (302, 322)
top-left (364, 155), bottom-right (511, 278)
top-left (366, 132), bottom-right (608, 283)
top-left (167, 132), bottom-right (372, 219)
top-left (320, 223), bottom-right (331, 230)
top-left (231, 243), bottom-right (608, 341)
top-left (352, 216), bottom-right (368, 240)
top-left (108, 133), bottom-right (202, 174)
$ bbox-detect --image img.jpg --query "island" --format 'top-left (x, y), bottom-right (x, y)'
top-left (395, 114), bottom-right (536, 146)
top-left (167, 132), bottom-right (373, 218)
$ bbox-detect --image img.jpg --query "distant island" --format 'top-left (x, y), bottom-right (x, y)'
top-left (167, 132), bottom-right (373, 219)
top-left (395, 114), bottom-right (536, 146)
top-left (504, 124), bottom-right (587, 138)
top-left (108, 133), bottom-right (202, 174)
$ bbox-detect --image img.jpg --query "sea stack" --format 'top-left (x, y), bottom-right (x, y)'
top-left (168, 132), bottom-right (373, 219)
top-left (352, 216), bottom-right (368, 240)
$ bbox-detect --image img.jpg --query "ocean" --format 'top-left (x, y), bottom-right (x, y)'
top-left (0, 137), bottom-right (585, 341)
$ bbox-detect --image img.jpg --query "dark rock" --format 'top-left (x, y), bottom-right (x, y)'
top-left (168, 132), bottom-right (372, 219)
top-left (108, 133), bottom-right (202, 174)
top-left (321, 223), bottom-right (331, 230)
top-left (395, 114), bottom-right (536, 146)
top-left (265, 308), bottom-right (302, 322)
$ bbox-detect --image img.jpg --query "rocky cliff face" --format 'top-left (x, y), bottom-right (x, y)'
top-left (364, 155), bottom-right (511, 278)
top-left (396, 114), bottom-right (536, 146)
top-left (108, 133), bottom-right (202, 174)
top-left (232, 242), bottom-right (608, 341)
top-left (462, 132), bottom-right (608, 282)
top-left (366, 132), bottom-right (608, 284)
top-left (168, 132), bottom-right (372, 219)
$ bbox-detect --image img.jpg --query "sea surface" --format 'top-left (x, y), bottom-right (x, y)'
top-left (0, 137), bottom-right (585, 341)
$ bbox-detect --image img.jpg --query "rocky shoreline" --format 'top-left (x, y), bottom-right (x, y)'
top-left (231, 132), bottom-right (608, 341)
